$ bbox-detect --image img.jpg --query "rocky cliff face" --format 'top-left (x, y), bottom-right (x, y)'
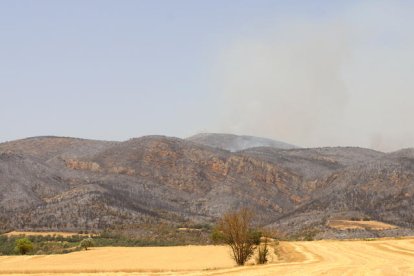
top-left (1, 135), bottom-right (414, 237)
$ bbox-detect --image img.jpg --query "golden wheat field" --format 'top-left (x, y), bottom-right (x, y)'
top-left (2, 238), bottom-right (414, 275)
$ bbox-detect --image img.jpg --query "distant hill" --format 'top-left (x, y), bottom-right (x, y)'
top-left (186, 133), bottom-right (297, 152)
top-left (1, 135), bottom-right (414, 239)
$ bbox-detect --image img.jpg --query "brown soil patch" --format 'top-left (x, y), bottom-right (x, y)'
top-left (327, 219), bottom-right (397, 230)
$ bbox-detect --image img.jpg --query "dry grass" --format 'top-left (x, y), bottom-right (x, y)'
top-left (2, 238), bottom-right (414, 275)
top-left (327, 219), bottom-right (397, 230)
top-left (2, 231), bottom-right (88, 237)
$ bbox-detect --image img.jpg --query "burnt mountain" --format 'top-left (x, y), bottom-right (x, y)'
top-left (186, 133), bottom-right (297, 152)
top-left (0, 134), bottom-right (414, 238)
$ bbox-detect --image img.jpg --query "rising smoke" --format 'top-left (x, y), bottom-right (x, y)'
top-left (211, 2), bottom-right (414, 152)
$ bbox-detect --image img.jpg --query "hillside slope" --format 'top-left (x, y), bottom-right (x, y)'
top-left (187, 133), bottom-right (297, 151)
top-left (1, 135), bottom-right (414, 238)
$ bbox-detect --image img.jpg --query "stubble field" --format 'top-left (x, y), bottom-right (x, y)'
top-left (1, 238), bottom-right (414, 275)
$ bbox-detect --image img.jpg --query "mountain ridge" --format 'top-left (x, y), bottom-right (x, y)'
top-left (186, 133), bottom-right (298, 152)
top-left (1, 133), bottom-right (413, 239)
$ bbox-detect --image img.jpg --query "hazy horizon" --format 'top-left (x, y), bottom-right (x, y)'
top-left (1, 1), bottom-right (414, 151)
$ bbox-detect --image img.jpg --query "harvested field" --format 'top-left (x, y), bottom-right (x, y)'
top-left (0, 246), bottom-right (235, 274)
top-left (3, 231), bottom-right (88, 237)
top-left (2, 238), bottom-right (414, 275)
top-left (327, 219), bottom-right (397, 230)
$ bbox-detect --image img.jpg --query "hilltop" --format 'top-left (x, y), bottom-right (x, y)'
top-left (186, 133), bottom-right (297, 151)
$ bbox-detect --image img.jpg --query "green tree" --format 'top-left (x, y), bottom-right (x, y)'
top-left (214, 208), bottom-right (261, 265)
top-left (80, 238), bottom-right (94, 250)
top-left (15, 238), bottom-right (33, 255)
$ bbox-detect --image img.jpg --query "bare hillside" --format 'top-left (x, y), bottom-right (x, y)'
top-left (187, 133), bottom-right (297, 152)
top-left (1, 135), bottom-right (414, 238)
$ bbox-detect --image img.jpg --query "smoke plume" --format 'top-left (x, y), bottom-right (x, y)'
top-left (211, 2), bottom-right (414, 152)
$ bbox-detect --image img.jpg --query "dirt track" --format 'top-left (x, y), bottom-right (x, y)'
top-left (2, 238), bottom-right (414, 275)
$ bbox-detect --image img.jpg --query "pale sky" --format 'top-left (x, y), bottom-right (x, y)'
top-left (1, 1), bottom-right (413, 151)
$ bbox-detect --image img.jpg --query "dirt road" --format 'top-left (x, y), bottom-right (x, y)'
top-left (2, 238), bottom-right (414, 275)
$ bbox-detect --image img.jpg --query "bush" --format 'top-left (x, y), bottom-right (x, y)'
top-left (67, 235), bottom-right (83, 243)
top-left (249, 230), bottom-right (262, 245)
top-left (214, 208), bottom-right (259, 265)
top-left (80, 238), bottom-right (94, 250)
top-left (304, 231), bottom-right (315, 241)
top-left (256, 238), bottom-right (270, 264)
top-left (211, 228), bottom-right (225, 244)
top-left (15, 238), bottom-right (33, 255)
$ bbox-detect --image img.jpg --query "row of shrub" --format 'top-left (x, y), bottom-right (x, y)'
top-left (0, 232), bottom-right (190, 255)
top-left (0, 236), bottom-right (80, 255)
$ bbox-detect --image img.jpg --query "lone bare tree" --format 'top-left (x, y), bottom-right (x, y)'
top-left (213, 208), bottom-right (261, 265)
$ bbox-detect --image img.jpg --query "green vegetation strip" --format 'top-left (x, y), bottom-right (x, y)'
top-left (0, 233), bottom-right (186, 256)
